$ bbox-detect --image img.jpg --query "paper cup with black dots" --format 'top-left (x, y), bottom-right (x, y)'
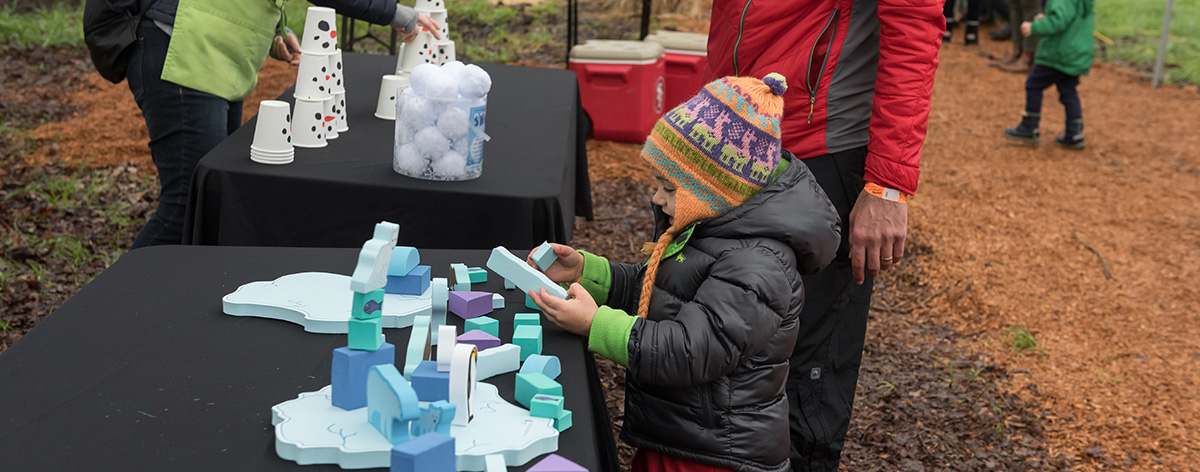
top-left (299, 7), bottom-right (338, 56)
top-left (397, 30), bottom-right (437, 73)
top-left (251, 100), bottom-right (293, 152)
top-left (328, 49), bottom-right (346, 94)
top-left (322, 96), bottom-right (339, 140)
top-left (293, 98), bottom-right (330, 148)
top-left (415, 0), bottom-right (445, 9)
top-left (294, 52), bottom-right (333, 100)
top-left (375, 74), bottom-right (411, 120)
top-left (334, 91), bottom-right (349, 132)
top-left (434, 40), bottom-right (456, 64)
top-left (416, 8), bottom-right (449, 41)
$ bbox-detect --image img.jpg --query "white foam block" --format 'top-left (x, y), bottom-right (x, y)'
top-left (476, 343), bottom-right (520, 381)
top-left (437, 325), bottom-right (457, 372)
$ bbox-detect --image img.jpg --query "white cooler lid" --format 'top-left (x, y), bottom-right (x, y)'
top-left (569, 40), bottom-right (665, 62)
top-left (643, 31), bottom-right (708, 53)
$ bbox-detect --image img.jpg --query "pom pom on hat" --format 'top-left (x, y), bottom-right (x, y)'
top-left (763, 72), bottom-right (788, 96)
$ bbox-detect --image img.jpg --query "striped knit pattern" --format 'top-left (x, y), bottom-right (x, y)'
top-left (636, 74), bottom-right (787, 318)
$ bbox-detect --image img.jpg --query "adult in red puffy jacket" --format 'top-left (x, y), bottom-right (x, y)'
top-left (705, 0), bottom-right (944, 470)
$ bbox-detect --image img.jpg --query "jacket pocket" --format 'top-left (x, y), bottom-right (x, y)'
top-left (805, 9), bottom-right (840, 124)
top-left (699, 384), bottom-right (717, 427)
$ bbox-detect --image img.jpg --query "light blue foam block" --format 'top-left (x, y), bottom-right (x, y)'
top-left (450, 263), bottom-right (471, 292)
top-left (531, 241), bottom-right (557, 271)
top-left (388, 247), bottom-right (420, 276)
top-left (367, 364), bottom-right (420, 445)
top-left (519, 354), bottom-right (561, 380)
top-left (486, 246), bottom-right (567, 299)
top-left (390, 432), bottom-right (455, 472)
top-left (414, 401), bottom-right (455, 437)
top-left (403, 314), bottom-right (432, 379)
top-left (513, 325), bottom-right (542, 361)
top-left (332, 342), bottom-right (396, 410)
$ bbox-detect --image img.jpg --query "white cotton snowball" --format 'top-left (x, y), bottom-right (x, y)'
top-left (414, 126), bottom-right (450, 158)
top-left (457, 64), bottom-right (492, 99)
top-left (436, 106), bottom-right (469, 141)
top-left (451, 137), bottom-right (468, 154)
top-left (395, 120), bottom-right (416, 144)
top-left (432, 149), bottom-right (467, 178)
top-left (425, 71), bottom-right (459, 101)
top-left (400, 95), bottom-right (437, 129)
top-left (440, 60), bottom-right (466, 78)
top-left (409, 63), bottom-right (440, 96)
top-left (394, 143), bottom-right (427, 174)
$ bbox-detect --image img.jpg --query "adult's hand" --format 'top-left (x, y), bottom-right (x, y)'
top-left (397, 14), bottom-right (441, 42)
top-left (269, 29), bottom-right (302, 66)
top-left (848, 190), bottom-right (908, 284)
top-left (526, 243), bottom-right (584, 284)
top-left (1020, 21), bottom-right (1033, 38)
top-left (530, 284), bottom-right (597, 336)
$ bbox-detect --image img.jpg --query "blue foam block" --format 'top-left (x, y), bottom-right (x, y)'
top-left (332, 343), bottom-right (396, 410)
top-left (385, 265), bottom-right (431, 295)
top-left (519, 354), bottom-right (561, 380)
top-left (390, 432), bottom-right (455, 472)
top-left (410, 360), bottom-right (450, 402)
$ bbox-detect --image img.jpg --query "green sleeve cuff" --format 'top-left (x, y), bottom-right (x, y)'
top-left (577, 250), bottom-right (611, 305)
top-left (587, 306), bottom-right (635, 367)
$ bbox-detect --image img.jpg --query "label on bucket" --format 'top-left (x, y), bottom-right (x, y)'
top-left (465, 104), bottom-right (487, 172)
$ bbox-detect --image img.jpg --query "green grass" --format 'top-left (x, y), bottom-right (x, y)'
top-left (1005, 326), bottom-right (1047, 356)
top-left (0, 1), bottom-right (84, 50)
top-left (1095, 0), bottom-right (1200, 84)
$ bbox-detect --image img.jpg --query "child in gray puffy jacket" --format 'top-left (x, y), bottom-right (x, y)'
top-left (529, 75), bottom-right (841, 472)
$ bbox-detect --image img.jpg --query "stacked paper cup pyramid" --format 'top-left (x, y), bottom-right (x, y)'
top-left (393, 62), bottom-right (491, 180)
top-left (375, 0), bottom-right (456, 120)
top-left (292, 6), bottom-right (345, 149)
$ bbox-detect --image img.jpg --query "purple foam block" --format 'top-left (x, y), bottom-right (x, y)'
top-left (527, 453), bottom-right (588, 472)
top-left (456, 329), bottom-right (501, 352)
top-left (448, 291), bottom-right (494, 320)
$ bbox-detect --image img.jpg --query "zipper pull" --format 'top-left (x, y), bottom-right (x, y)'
top-left (807, 96), bottom-right (816, 124)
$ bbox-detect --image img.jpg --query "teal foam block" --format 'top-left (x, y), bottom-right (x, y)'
top-left (388, 246), bottom-right (420, 276)
top-left (332, 342), bottom-right (396, 410)
top-left (529, 394), bottom-right (564, 419)
top-left (531, 241), bottom-right (557, 271)
top-left (554, 409), bottom-right (572, 432)
top-left (525, 294), bottom-right (541, 311)
top-left (486, 246), bottom-right (567, 299)
top-left (465, 316), bottom-right (499, 337)
top-left (348, 317), bottom-right (385, 351)
top-left (513, 313), bottom-right (540, 329)
top-left (410, 360), bottom-right (449, 402)
top-left (384, 265), bottom-right (431, 295)
top-left (352, 289), bottom-right (385, 320)
top-left (467, 267), bottom-right (488, 283)
top-left (450, 263), bottom-right (471, 292)
top-left (367, 364), bottom-right (420, 445)
top-left (513, 325), bottom-right (543, 361)
top-left (390, 432), bottom-right (455, 472)
top-left (515, 372), bottom-right (562, 408)
top-left (519, 354), bottom-right (561, 380)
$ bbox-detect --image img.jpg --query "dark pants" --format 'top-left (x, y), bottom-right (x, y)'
top-left (944, 0), bottom-right (983, 24)
top-left (126, 23), bottom-right (242, 248)
top-left (1024, 65), bottom-right (1082, 123)
top-left (790, 147), bottom-right (875, 472)
top-left (1010, 0), bottom-right (1041, 51)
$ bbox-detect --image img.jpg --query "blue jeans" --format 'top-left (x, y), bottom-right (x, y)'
top-left (126, 23), bottom-right (243, 248)
top-left (1024, 64), bottom-right (1082, 123)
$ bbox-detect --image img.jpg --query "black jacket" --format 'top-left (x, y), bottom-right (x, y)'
top-left (605, 153), bottom-right (840, 471)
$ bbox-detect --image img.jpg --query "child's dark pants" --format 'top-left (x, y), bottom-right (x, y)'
top-left (1025, 64), bottom-right (1082, 122)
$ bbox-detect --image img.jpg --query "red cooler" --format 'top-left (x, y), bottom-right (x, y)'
top-left (643, 31), bottom-right (709, 112)
top-left (569, 40), bottom-right (666, 143)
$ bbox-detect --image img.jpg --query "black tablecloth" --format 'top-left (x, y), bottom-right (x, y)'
top-left (184, 54), bottom-right (593, 249)
top-left (0, 246), bottom-right (616, 471)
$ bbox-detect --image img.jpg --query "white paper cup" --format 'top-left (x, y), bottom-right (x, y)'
top-left (397, 30), bottom-right (437, 73)
top-left (251, 149), bottom-right (294, 165)
top-left (416, 9), bottom-right (449, 41)
top-left (331, 91), bottom-right (348, 132)
top-left (323, 96), bottom-right (339, 140)
top-left (375, 74), bottom-right (411, 120)
top-left (434, 40), bottom-right (456, 64)
top-left (293, 98), bottom-right (329, 148)
top-left (299, 6), bottom-right (338, 56)
top-left (295, 52), bottom-right (333, 100)
top-left (328, 49), bottom-right (346, 93)
top-left (251, 100), bottom-right (294, 152)
top-left (414, 0), bottom-right (445, 10)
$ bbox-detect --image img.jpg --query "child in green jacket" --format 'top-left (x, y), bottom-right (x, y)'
top-left (1003, 0), bottom-right (1095, 149)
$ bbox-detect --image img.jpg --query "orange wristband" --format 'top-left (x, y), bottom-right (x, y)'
top-left (864, 182), bottom-right (909, 203)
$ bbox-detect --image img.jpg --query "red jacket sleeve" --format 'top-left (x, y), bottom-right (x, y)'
top-left (865, 0), bottom-right (944, 195)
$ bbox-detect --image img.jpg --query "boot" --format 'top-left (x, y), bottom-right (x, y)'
top-left (964, 23), bottom-right (979, 45)
top-left (1055, 119), bottom-right (1085, 149)
top-left (989, 46), bottom-right (1022, 67)
top-left (1004, 112), bottom-right (1040, 143)
top-left (943, 19), bottom-right (957, 42)
top-left (999, 51), bottom-right (1034, 73)
top-left (990, 25), bottom-right (1012, 40)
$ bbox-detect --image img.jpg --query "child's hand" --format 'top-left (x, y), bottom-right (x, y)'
top-left (526, 243), bottom-right (584, 284)
top-left (529, 284), bottom-right (596, 336)
top-left (1020, 21), bottom-right (1033, 37)
top-left (1033, 13), bottom-right (1044, 21)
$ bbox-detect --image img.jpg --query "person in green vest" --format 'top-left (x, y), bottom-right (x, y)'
top-left (1003, 0), bottom-right (1094, 149)
top-left (127, 0), bottom-right (438, 248)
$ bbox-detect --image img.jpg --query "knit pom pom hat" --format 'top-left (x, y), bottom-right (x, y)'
top-left (635, 73), bottom-right (788, 318)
